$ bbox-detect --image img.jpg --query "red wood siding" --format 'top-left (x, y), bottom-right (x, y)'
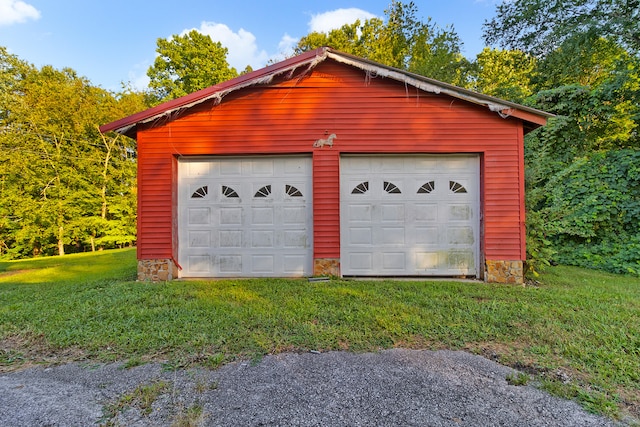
top-left (136, 60), bottom-right (526, 262)
top-left (313, 149), bottom-right (340, 258)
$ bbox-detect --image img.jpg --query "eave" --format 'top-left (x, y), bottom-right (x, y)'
top-left (100, 47), bottom-right (553, 138)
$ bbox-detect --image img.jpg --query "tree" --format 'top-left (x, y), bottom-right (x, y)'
top-left (0, 47), bottom-right (144, 259)
top-left (407, 22), bottom-right (470, 85)
top-left (147, 30), bottom-right (238, 104)
top-left (482, 1), bottom-right (640, 276)
top-left (295, 1), bottom-right (468, 85)
top-left (470, 48), bottom-right (537, 103)
top-left (295, 19), bottom-right (374, 58)
top-left (522, 48), bottom-right (639, 276)
top-left (534, 35), bottom-right (637, 90)
top-left (483, 0), bottom-right (640, 57)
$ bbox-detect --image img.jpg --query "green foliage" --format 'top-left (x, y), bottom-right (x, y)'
top-left (147, 30), bottom-right (238, 104)
top-left (102, 380), bottom-right (169, 421)
top-left (0, 47), bottom-right (144, 259)
top-left (295, 1), bottom-right (469, 85)
top-left (545, 150), bottom-right (640, 275)
top-left (535, 36), bottom-right (636, 90)
top-left (483, 0), bottom-right (640, 57)
top-left (524, 209), bottom-right (555, 278)
top-left (506, 372), bottom-right (530, 386)
top-left (521, 36), bottom-right (640, 275)
top-left (470, 48), bottom-right (537, 103)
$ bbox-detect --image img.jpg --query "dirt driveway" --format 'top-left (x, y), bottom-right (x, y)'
top-left (0, 349), bottom-right (623, 426)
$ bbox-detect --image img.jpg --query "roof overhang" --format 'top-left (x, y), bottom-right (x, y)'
top-left (100, 47), bottom-right (553, 138)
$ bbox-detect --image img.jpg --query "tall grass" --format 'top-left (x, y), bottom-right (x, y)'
top-left (1, 248), bottom-right (638, 420)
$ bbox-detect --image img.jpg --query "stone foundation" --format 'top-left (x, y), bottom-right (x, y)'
top-left (138, 259), bottom-right (178, 282)
top-left (485, 260), bottom-right (524, 284)
top-left (314, 258), bottom-right (340, 277)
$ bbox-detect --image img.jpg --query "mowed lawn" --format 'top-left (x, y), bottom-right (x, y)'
top-left (1, 248), bottom-right (638, 421)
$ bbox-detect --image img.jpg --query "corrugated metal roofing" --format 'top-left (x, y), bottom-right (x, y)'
top-left (100, 47), bottom-right (552, 138)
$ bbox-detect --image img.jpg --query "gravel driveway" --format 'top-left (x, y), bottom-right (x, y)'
top-left (0, 349), bottom-right (622, 426)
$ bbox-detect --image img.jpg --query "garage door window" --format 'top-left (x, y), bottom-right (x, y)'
top-left (286, 185), bottom-right (303, 197)
top-left (449, 181), bottom-right (468, 193)
top-left (417, 181), bottom-right (435, 194)
top-left (383, 181), bottom-right (401, 194)
top-left (254, 185), bottom-right (272, 198)
top-left (351, 181), bottom-right (369, 194)
top-left (222, 185), bottom-right (239, 198)
top-left (191, 186), bottom-right (208, 199)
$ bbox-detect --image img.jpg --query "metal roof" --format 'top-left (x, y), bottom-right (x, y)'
top-left (100, 47), bottom-right (553, 138)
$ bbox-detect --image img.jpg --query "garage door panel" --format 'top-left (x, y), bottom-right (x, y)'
top-left (413, 204), bottom-right (438, 222)
top-left (341, 155), bottom-right (479, 277)
top-left (414, 227), bottom-right (439, 245)
top-left (345, 157), bottom-right (373, 172)
top-left (449, 204), bottom-right (473, 221)
top-left (251, 230), bottom-right (274, 248)
top-left (251, 207), bottom-right (274, 225)
top-left (283, 206), bottom-right (307, 224)
top-left (349, 253), bottom-right (373, 270)
top-left (348, 204), bottom-right (373, 222)
top-left (415, 252), bottom-right (439, 271)
top-left (442, 157), bottom-right (475, 170)
top-left (189, 230), bottom-right (211, 248)
top-left (218, 207), bottom-right (242, 226)
top-left (251, 255), bottom-right (274, 273)
top-left (219, 255), bottom-right (242, 273)
top-left (380, 227), bottom-right (405, 245)
top-left (179, 156), bottom-right (312, 277)
top-left (185, 161), bottom-right (211, 177)
top-left (283, 160), bottom-right (308, 175)
top-left (189, 255), bottom-right (211, 273)
top-left (284, 230), bottom-right (308, 248)
top-left (383, 252), bottom-right (406, 270)
top-left (415, 158), bottom-right (439, 170)
top-left (349, 227), bottom-right (373, 245)
top-left (381, 204), bottom-right (404, 222)
top-left (381, 158), bottom-right (406, 172)
top-left (283, 255), bottom-right (307, 274)
top-left (249, 159), bottom-right (274, 175)
top-left (219, 230), bottom-right (241, 248)
top-left (448, 251), bottom-right (475, 272)
top-left (447, 227), bottom-right (475, 245)
top-left (188, 208), bottom-right (210, 225)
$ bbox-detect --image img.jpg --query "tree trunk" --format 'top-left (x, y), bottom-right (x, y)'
top-left (58, 225), bottom-right (65, 256)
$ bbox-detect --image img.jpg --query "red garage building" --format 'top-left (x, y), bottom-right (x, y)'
top-left (101, 47), bottom-right (551, 283)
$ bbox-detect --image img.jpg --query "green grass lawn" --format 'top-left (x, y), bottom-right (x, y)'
top-left (1, 248), bottom-right (638, 421)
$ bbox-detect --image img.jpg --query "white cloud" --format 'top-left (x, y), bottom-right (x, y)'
top-left (278, 33), bottom-right (298, 54)
top-left (143, 8), bottom-right (378, 85)
top-left (0, 0), bottom-right (40, 26)
top-left (308, 8), bottom-right (377, 34)
top-left (127, 60), bottom-right (151, 92)
top-left (262, 33), bottom-right (299, 64)
top-left (188, 22), bottom-right (270, 72)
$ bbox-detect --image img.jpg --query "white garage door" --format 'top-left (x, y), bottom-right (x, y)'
top-left (340, 155), bottom-right (479, 277)
top-left (178, 156), bottom-right (313, 277)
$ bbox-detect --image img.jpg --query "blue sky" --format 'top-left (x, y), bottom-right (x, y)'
top-left (0, 0), bottom-right (500, 92)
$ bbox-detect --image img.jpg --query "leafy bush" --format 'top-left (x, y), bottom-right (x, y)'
top-left (545, 150), bottom-right (640, 276)
top-left (524, 209), bottom-right (556, 278)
